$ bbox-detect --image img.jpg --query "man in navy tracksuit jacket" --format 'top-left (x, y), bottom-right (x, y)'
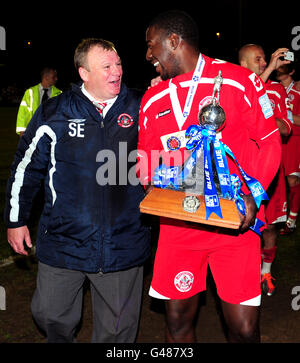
top-left (5, 38), bottom-right (150, 343)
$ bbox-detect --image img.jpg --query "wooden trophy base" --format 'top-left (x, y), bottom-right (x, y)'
top-left (140, 187), bottom-right (241, 229)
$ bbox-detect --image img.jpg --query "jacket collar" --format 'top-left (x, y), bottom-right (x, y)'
top-left (71, 82), bottom-right (127, 104)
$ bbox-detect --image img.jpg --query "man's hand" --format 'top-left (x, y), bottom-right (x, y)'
top-left (260, 47), bottom-right (291, 83)
top-left (149, 76), bottom-right (162, 88)
top-left (145, 184), bottom-right (154, 195)
top-left (239, 194), bottom-right (258, 233)
top-left (268, 47), bottom-right (291, 70)
top-left (7, 226), bottom-right (32, 256)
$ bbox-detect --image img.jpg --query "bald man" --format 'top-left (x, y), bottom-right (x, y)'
top-left (239, 44), bottom-right (293, 296)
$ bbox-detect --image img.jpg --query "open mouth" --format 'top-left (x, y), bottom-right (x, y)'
top-left (108, 79), bottom-right (122, 94)
top-left (153, 61), bottom-right (161, 75)
top-left (109, 79), bottom-right (121, 89)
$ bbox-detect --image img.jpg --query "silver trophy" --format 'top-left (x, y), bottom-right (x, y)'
top-left (198, 70), bottom-right (226, 131)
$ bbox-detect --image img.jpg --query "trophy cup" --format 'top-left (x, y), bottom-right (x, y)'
top-left (139, 71), bottom-right (242, 229)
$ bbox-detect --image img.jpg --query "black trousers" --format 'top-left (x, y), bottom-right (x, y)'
top-left (31, 262), bottom-right (144, 343)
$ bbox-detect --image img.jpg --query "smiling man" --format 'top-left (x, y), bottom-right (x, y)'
top-left (5, 38), bottom-right (150, 343)
top-left (76, 40), bottom-right (122, 101)
top-left (138, 11), bottom-right (282, 343)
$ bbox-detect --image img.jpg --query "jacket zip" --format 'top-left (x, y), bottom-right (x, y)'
top-left (98, 115), bottom-right (106, 271)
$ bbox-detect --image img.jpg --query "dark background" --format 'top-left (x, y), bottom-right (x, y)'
top-left (0, 0), bottom-right (299, 95)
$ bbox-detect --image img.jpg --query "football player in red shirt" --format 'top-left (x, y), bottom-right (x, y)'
top-left (239, 44), bottom-right (293, 296)
top-left (138, 11), bottom-right (281, 343)
top-left (276, 64), bottom-right (300, 235)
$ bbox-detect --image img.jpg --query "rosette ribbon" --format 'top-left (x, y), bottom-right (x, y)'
top-left (153, 124), bottom-right (268, 235)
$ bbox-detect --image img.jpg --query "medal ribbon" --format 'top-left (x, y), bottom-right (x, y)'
top-left (182, 54), bottom-right (205, 119)
top-left (286, 80), bottom-right (295, 95)
top-left (169, 54), bottom-right (205, 130)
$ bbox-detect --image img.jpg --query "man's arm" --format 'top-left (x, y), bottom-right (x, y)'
top-left (292, 114), bottom-right (300, 126)
top-left (240, 194), bottom-right (258, 232)
top-left (240, 72), bottom-right (282, 231)
top-left (269, 84), bottom-right (293, 136)
top-left (16, 89), bottom-right (33, 136)
top-left (260, 47), bottom-right (291, 83)
top-left (275, 118), bottom-right (290, 136)
top-left (5, 106), bottom-right (50, 249)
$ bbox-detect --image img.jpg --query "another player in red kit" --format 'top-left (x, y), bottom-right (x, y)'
top-left (277, 64), bottom-right (300, 235)
top-left (138, 11), bottom-right (281, 343)
top-left (238, 44), bottom-right (293, 296)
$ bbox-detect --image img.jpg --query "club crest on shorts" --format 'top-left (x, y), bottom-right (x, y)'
top-left (117, 113), bottom-right (134, 128)
top-left (174, 271), bottom-right (194, 292)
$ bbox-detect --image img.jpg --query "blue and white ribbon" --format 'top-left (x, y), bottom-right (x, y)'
top-left (153, 124), bottom-right (268, 234)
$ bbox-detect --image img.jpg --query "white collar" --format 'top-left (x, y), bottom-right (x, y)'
top-left (39, 84), bottom-right (50, 91)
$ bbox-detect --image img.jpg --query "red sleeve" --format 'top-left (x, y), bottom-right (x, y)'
top-left (243, 73), bottom-right (282, 192)
top-left (273, 84), bottom-right (293, 135)
top-left (137, 90), bottom-right (159, 186)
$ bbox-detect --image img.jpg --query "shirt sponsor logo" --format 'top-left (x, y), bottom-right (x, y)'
top-left (259, 93), bottom-right (274, 119)
top-left (174, 271), bottom-right (194, 292)
top-left (156, 109), bottom-right (171, 118)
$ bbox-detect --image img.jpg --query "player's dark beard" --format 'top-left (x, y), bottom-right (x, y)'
top-left (160, 58), bottom-right (182, 81)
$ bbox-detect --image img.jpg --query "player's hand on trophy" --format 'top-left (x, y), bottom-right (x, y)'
top-left (145, 184), bottom-right (154, 195)
top-left (240, 194), bottom-right (258, 233)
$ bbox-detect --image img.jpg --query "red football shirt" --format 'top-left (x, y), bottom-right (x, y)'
top-left (286, 82), bottom-right (300, 136)
top-left (266, 80), bottom-right (292, 135)
top-left (138, 54), bottom-right (282, 244)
